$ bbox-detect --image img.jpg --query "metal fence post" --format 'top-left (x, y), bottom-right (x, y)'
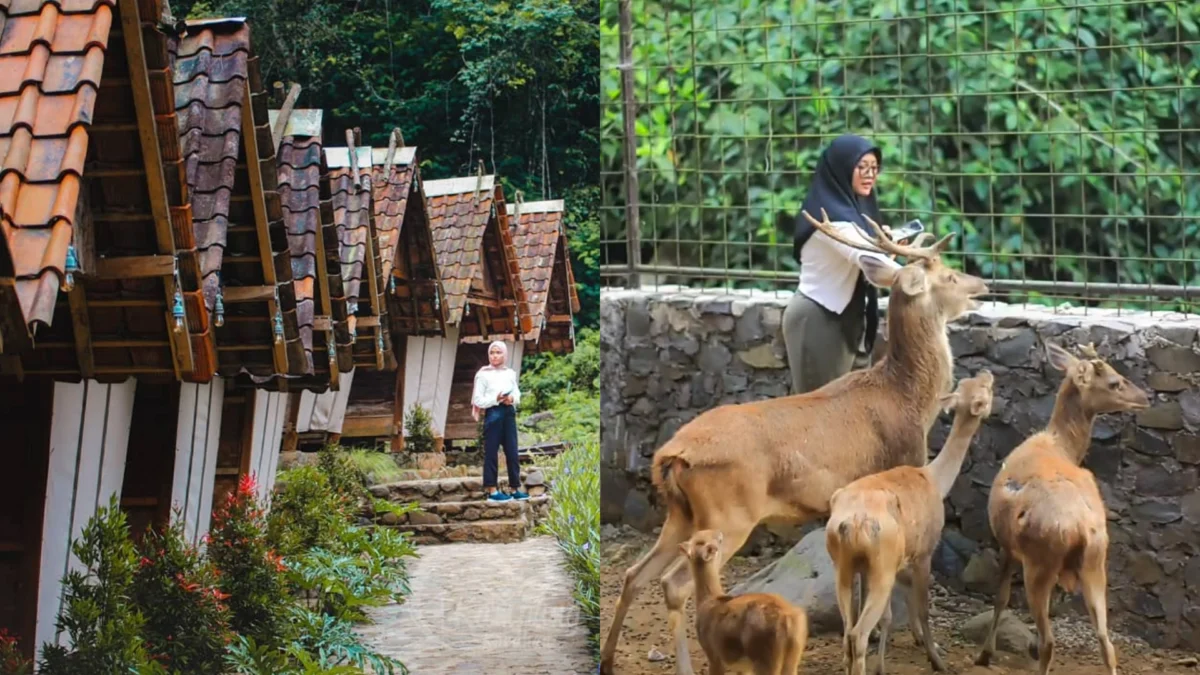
top-left (618, 0), bottom-right (640, 288)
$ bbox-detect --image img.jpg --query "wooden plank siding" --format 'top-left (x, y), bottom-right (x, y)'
top-left (36, 379), bottom-right (137, 654)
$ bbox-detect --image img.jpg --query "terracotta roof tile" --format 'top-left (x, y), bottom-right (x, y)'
top-left (276, 127), bottom-right (349, 384)
top-left (171, 18), bottom-right (304, 380)
top-left (0, 0), bottom-right (114, 331)
top-left (327, 145), bottom-right (392, 369)
top-left (423, 175), bottom-right (530, 339)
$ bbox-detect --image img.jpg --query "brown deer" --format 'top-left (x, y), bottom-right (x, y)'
top-left (975, 342), bottom-right (1149, 675)
top-left (601, 209), bottom-right (990, 675)
top-left (826, 370), bottom-right (995, 675)
top-left (680, 529), bottom-right (808, 675)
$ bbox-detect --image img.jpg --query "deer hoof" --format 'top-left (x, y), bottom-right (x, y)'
top-left (974, 651), bottom-right (992, 667)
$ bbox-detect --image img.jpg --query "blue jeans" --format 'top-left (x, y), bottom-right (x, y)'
top-left (483, 404), bottom-right (520, 490)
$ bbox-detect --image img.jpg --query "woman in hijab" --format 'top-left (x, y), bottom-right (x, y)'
top-left (470, 341), bottom-right (529, 501)
top-left (783, 134), bottom-right (903, 394)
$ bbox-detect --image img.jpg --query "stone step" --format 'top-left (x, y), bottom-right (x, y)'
top-left (390, 518), bottom-right (530, 545)
top-left (378, 495), bottom-right (553, 526)
top-left (369, 469), bottom-right (547, 505)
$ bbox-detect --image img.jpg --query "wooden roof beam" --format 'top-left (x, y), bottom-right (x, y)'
top-left (240, 82), bottom-right (289, 376)
top-left (118, 0), bottom-right (193, 378)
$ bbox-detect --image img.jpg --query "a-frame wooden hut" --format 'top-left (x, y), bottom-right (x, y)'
top-left (507, 198), bottom-right (580, 355)
top-left (0, 5), bottom-right (300, 658)
top-left (332, 135), bottom-right (447, 449)
top-left (418, 172), bottom-right (530, 447)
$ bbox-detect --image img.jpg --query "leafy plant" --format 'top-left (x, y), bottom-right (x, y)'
top-left (131, 515), bottom-right (232, 674)
top-left (536, 442), bottom-right (600, 652)
top-left (0, 629), bottom-right (32, 675)
top-left (38, 495), bottom-right (161, 675)
top-left (403, 404), bottom-right (437, 454)
top-left (208, 474), bottom-right (293, 652)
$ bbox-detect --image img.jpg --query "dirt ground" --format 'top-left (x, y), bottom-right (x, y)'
top-left (601, 529), bottom-right (1200, 675)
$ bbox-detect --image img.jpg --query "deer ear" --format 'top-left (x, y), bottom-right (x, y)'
top-left (939, 392), bottom-right (958, 414)
top-left (860, 255), bottom-right (900, 289)
top-left (1045, 342), bottom-right (1075, 372)
top-left (701, 543), bottom-right (718, 563)
top-left (895, 266), bottom-right (929, 297)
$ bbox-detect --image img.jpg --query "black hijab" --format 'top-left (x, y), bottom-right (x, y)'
top-left (791, 134), bottom-right (884, 354)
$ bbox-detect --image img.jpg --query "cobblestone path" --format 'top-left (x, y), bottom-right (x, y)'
top-left (357, 535), bottom-right (595, 674)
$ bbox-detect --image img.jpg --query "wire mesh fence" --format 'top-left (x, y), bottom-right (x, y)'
top-left (600, 0), bottom-right (1200, 314)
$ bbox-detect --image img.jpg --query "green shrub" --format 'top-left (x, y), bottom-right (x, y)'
top-left (535, 442), bottom-right (600, 652)
top-left (403, 404), bottom-right (436, 454)
top-left (269, 466), bottom-right (354, 559)
top-left (38, 495), bottom-right (160, 675)
top-left (518, 328), bottom-right (599, 414)
top-left (132, 515), bottom-right (232, 674)
top-left (208, 474), bottom-right (293, 652)
top-left (345, 449), bottom-right (405, 484)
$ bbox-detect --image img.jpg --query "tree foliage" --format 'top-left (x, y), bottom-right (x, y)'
top-left (601, 0), bottom-right (1200, 308)
top-left (175, 0), bottom-right (600, 324)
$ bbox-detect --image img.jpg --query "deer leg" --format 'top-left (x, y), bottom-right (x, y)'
top-left (895, 568), bottom-right (923, 648)
top-left (781, 628), bottom-right (806, 675)
top-left (701, 642), bottom-right (726, 675)
top-left (850, 568), bottom-right (895, 675)
top-left (1079, 546), bottom-right (1117, 675)
top-left (1024, 564), bottom-right (1058, 675)
top-left (834, 561), bottom-right (857, 675)
top-left (910, 558), bottom-right (946, 672)
top-left (600, 508), bottom-right (692, 674)
top-left (974, 547), bottom-right (1017, 667)
top-left (874, 591), bottom-right (893, 675)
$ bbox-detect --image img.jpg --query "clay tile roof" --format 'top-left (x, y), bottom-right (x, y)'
top-left (272, 108), bottom-right (351, 385)
top-left (425, 174), bottom-right (507, 327)
top-left (507, 199), bottom-right (572, 340)
top-left (369, 145), bottom-right (417, 281)
top-left (326, 144), bottom-right (393, 370)
top-left (326, 146), bottom-right (374, 313)
top-left (173, 18), bottom-right (303, 381)
top-left (0, 0), bottom-right (114, 332)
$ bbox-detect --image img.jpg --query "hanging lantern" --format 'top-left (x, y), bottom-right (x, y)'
top-left (214, 287), bottom-right (225, 327)
top-left (389, 276), bottom-right (396, 293)
top-left (63, 244), bottom-right (79, 292)
top-left (171, 285), bottom-right (185, 334)
top-left (327, 338), bottom-right (336, 361)
top-left (273, 310), bottom-right (284, 344)
top-left (433, 290), bottom-right (440, 312)
top-left (376, 331), bottom-right (384, 352)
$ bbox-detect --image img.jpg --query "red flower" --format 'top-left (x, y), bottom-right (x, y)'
top-left (140, 556), bottom-right (153, 568)
top-left (238, 473), bottom-right (258, 496)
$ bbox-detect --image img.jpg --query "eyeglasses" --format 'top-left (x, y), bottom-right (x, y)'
top-left (856, 163), bottom-right (880, 177)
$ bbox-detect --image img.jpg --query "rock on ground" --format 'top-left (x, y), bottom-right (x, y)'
top-left (960, 609), bottom-right (1037, 656)
top-left (729, 527), bottom-right (911, 634)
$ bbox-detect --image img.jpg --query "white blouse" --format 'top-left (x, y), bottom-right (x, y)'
top-left (471, 366), bottom-right (522, 410)
top-left (799, 219), bottom-right (901, 313)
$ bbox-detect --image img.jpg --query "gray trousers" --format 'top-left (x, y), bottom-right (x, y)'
top-left (782, 290), bottom-right (869, 395)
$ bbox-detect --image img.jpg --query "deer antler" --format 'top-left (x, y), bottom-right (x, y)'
top-left (861, 214), bottom-right (957, 259)
top-left (801, 209), bottom-right (890, 255)
top-left (801, 209), bottom-right (954, 261)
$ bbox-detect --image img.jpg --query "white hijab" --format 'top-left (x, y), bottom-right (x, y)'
top-left (480, 340), bottom-right (509, 371)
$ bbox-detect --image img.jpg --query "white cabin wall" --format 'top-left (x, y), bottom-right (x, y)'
top-left (170, 379), bottom-right (225, 548)
top-left (401, 324), bottom-right (459, 437)
top-left (302, 368), bottom-right (355, 435)
top-left (36, 378), bottom-right (137, 653)
top-left (247, 391), bottom-right (289, 501)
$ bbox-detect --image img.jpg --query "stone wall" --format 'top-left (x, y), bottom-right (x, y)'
top-left (600, 287), bottom-right (1200, 649)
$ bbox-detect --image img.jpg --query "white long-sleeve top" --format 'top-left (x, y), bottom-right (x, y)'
top-left (799, 219), bottom-right (902, 313)
top-left (471, 366), bottom-right (521, 410)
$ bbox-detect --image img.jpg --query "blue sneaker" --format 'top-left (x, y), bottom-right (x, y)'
top-left (487, 491), bottom-right (512, 502)
top-left (510, 490), bottom-right (530, 501)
